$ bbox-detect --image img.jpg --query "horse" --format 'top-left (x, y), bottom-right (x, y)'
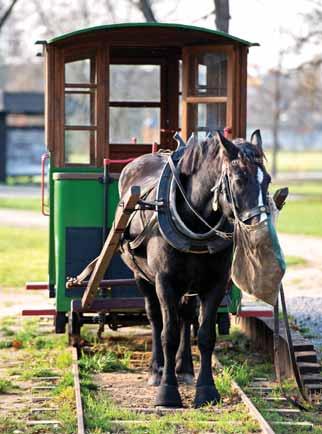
top-left (118, 130), bottom-right (271, 408)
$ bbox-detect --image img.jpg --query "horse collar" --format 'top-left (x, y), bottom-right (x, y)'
top-left (156, 150), bottom-right (232, 254)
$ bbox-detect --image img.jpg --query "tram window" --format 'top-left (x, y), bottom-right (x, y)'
top-left (193, 103), bottom-right (226, 140)
top-left (65, 59), bottom-right (92, 84)
top-left (64, 130), bottom-right (92, 164)
top-left (65, 93), bottom-right (92, 126)
top-left (110, 65), bottom-right (160, 102)
top-left (110, 107), bottom-right (160, 144)
top-left (189, 53), bottom-right (227, 97)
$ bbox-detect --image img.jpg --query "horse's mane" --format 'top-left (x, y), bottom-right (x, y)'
top-left (180, 137), bottom-right (220, 176)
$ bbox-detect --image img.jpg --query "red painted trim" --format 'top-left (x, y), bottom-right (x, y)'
top-left (22, 309), bottom-right (56, 316)
top-left (25, 282), bottom-right (49, 290)
top-left (104, 157), bottom-right (135, 166)
top-left (239, 310), bottom-right (273, 318)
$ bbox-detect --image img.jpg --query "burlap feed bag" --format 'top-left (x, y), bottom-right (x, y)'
top-left (231, 204), bottom-right (286, 306)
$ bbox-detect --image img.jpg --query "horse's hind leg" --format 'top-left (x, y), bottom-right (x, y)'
top-left (175, 296), bottom-right (196, 385)
top-left (136, 278), bottom-right (164, 386)
top-left (194, 291), bottom-right (222, 408)
top-left (155, 273), bottom-right (182, 407)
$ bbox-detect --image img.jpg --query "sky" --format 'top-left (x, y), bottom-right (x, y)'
top-left (156, 0), bottom-right (316, 72)
top-left (4, 0), bottom-right (318, 72)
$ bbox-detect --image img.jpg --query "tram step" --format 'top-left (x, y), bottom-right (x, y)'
top-left (292, 342), bottom-right (315, 352)
top-left (295, 351), bottom-right (318, 363)
top-left (297, 362), bottom-right (321, 374)
top-left (301, 374), bottom-right (322, 385)
top-left (305, 383), bottom-right (322, 393)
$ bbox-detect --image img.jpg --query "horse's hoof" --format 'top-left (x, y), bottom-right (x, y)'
top-left (194, 385), bottom-right (220, 408)
top-left (155, 384), bottom-right (183, 407)
top-left (177, 373), bottom-right (194, 385)
top-left (147, 373), bottom-right (161, 387)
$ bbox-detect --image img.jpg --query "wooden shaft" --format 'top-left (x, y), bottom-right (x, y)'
top-left (81, 186), bottom-right (141, 309)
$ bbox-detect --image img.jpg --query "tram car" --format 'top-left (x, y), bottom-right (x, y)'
top-left (25, 23), bottom-right (270, 336)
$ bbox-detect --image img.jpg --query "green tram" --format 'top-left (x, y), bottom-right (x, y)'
top-left (25, 23), bottom-right (269, 335)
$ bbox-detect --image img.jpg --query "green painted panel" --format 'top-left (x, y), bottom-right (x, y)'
top-left (53, 174), bottom-right (119, 312)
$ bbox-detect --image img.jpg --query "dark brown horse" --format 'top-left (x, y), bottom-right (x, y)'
top-left (119, 130), bottom-right (271, 407)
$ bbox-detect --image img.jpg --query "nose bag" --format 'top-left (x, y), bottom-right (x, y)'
top-left (231, 215), bottom-right (286, 306)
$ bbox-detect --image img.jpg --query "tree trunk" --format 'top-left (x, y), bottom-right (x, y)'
top-left (214, 0), bottom-right (230, 33)
top-left (137, 0), bottom-right (157, 22)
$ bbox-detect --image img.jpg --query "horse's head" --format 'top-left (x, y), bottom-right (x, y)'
top-left (214, 130), bottom-right (271, 225)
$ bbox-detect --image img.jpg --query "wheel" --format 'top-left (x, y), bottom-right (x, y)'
top-left (217, 312), bottom-right (230, 335)
top-left (55, 311), bottom-right (67, 334)
top-left (68, 312), bottom-right (81, 347)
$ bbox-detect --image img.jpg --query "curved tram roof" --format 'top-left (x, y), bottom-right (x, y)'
top-left (48, 22), bottom-right (258, 47)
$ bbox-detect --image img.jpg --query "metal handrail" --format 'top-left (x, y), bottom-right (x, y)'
top-left (41, 152), bottom-right (49, 216)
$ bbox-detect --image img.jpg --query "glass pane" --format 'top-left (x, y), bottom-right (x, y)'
top-left (65, 93), bottom-right (92, 126)
top-left (65, 59), bottom-right (91, 83)
top-left (110, 107), bottom-right (160, 144)
top-left (110, 65), bottom-right (160, 102)
top-left (191, 103), bottom-right (226, 141)
top-left (64, 130), bottom-right (91, 164)
top-left (189, 53), bottom-right (227, 96)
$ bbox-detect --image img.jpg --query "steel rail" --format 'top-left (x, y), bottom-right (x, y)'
top-left (213, 355), bottom-right (276, 434)
top-left (71, 347), bottom-right (85, 434)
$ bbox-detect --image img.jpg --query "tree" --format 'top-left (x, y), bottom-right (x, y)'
top-left (214, 0), bottom-right (230, 32)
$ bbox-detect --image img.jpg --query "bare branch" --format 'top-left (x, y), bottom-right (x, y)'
top-left (0, 0), bottom-right (19, 31)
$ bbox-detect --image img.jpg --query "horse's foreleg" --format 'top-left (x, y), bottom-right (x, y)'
top-left (136, 278), bottom-right (164, 386)
top-left (194, 291), bottom-right (221, 408)
top-left (175, 296), bottom-right (196, 385)
top-left (155, 273), bottom-right (182, 407)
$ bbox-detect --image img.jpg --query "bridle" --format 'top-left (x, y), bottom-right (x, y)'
top-left (212, 157), bottom-right (271, 224)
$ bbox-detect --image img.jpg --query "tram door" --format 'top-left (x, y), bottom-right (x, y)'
top-left (181, 46), bottom-right (235, 141)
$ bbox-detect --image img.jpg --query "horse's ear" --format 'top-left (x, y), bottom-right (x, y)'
top-left (215, 130), bottom-right (238, 160)
top-left (250, 129), bottom-right (263, 155)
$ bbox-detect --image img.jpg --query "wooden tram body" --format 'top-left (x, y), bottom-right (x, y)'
top-left (25, 23), bottom-right (271, 333)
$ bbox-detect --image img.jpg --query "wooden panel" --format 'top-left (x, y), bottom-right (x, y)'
top-left (53, 47), bottom-right (65, 167)
top-left (45, 46), bottom-right (55, 152)
top-left (186, 96), bottom-right (227, 104)
top-left (239, 46), bottom-right (248, 138)
top-left (162, 53), bottom-right (179, 149)
top-left (109, 101), bottom-right (160, 108)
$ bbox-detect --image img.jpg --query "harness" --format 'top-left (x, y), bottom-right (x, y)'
top-left (122, 136), bottom-right (270, 262)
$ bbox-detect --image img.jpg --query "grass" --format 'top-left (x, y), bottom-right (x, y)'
top-left (0, 196), bottom-right (40, 212)
top-left (0, 226), bottom-right (48, 287)
top-left (277, 199), bottom-right (322, 237)
top-left (272, 181), bottom-right (322, 196)
top-left (0, 317), bottom-right (76, 433)
top-left (266, 150), bottom-right (322, 173)
top-left (0, 379), bottom-right (15, 393)
top-left (285, 255), bottom-right (307, 266)
top-left (79, 350), bottom-right (132, 373)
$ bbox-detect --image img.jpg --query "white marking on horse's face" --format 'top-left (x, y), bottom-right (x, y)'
top-left (257, 167), bottom-right (267, 222)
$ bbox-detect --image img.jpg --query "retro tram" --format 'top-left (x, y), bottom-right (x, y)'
top-left (25, 23), bottom-right (270, 335)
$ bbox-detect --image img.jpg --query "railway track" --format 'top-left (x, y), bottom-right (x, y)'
top-left (1, 317), bottom-right (321, 433)
top-left (71, 334), bottom-right (321, 434)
